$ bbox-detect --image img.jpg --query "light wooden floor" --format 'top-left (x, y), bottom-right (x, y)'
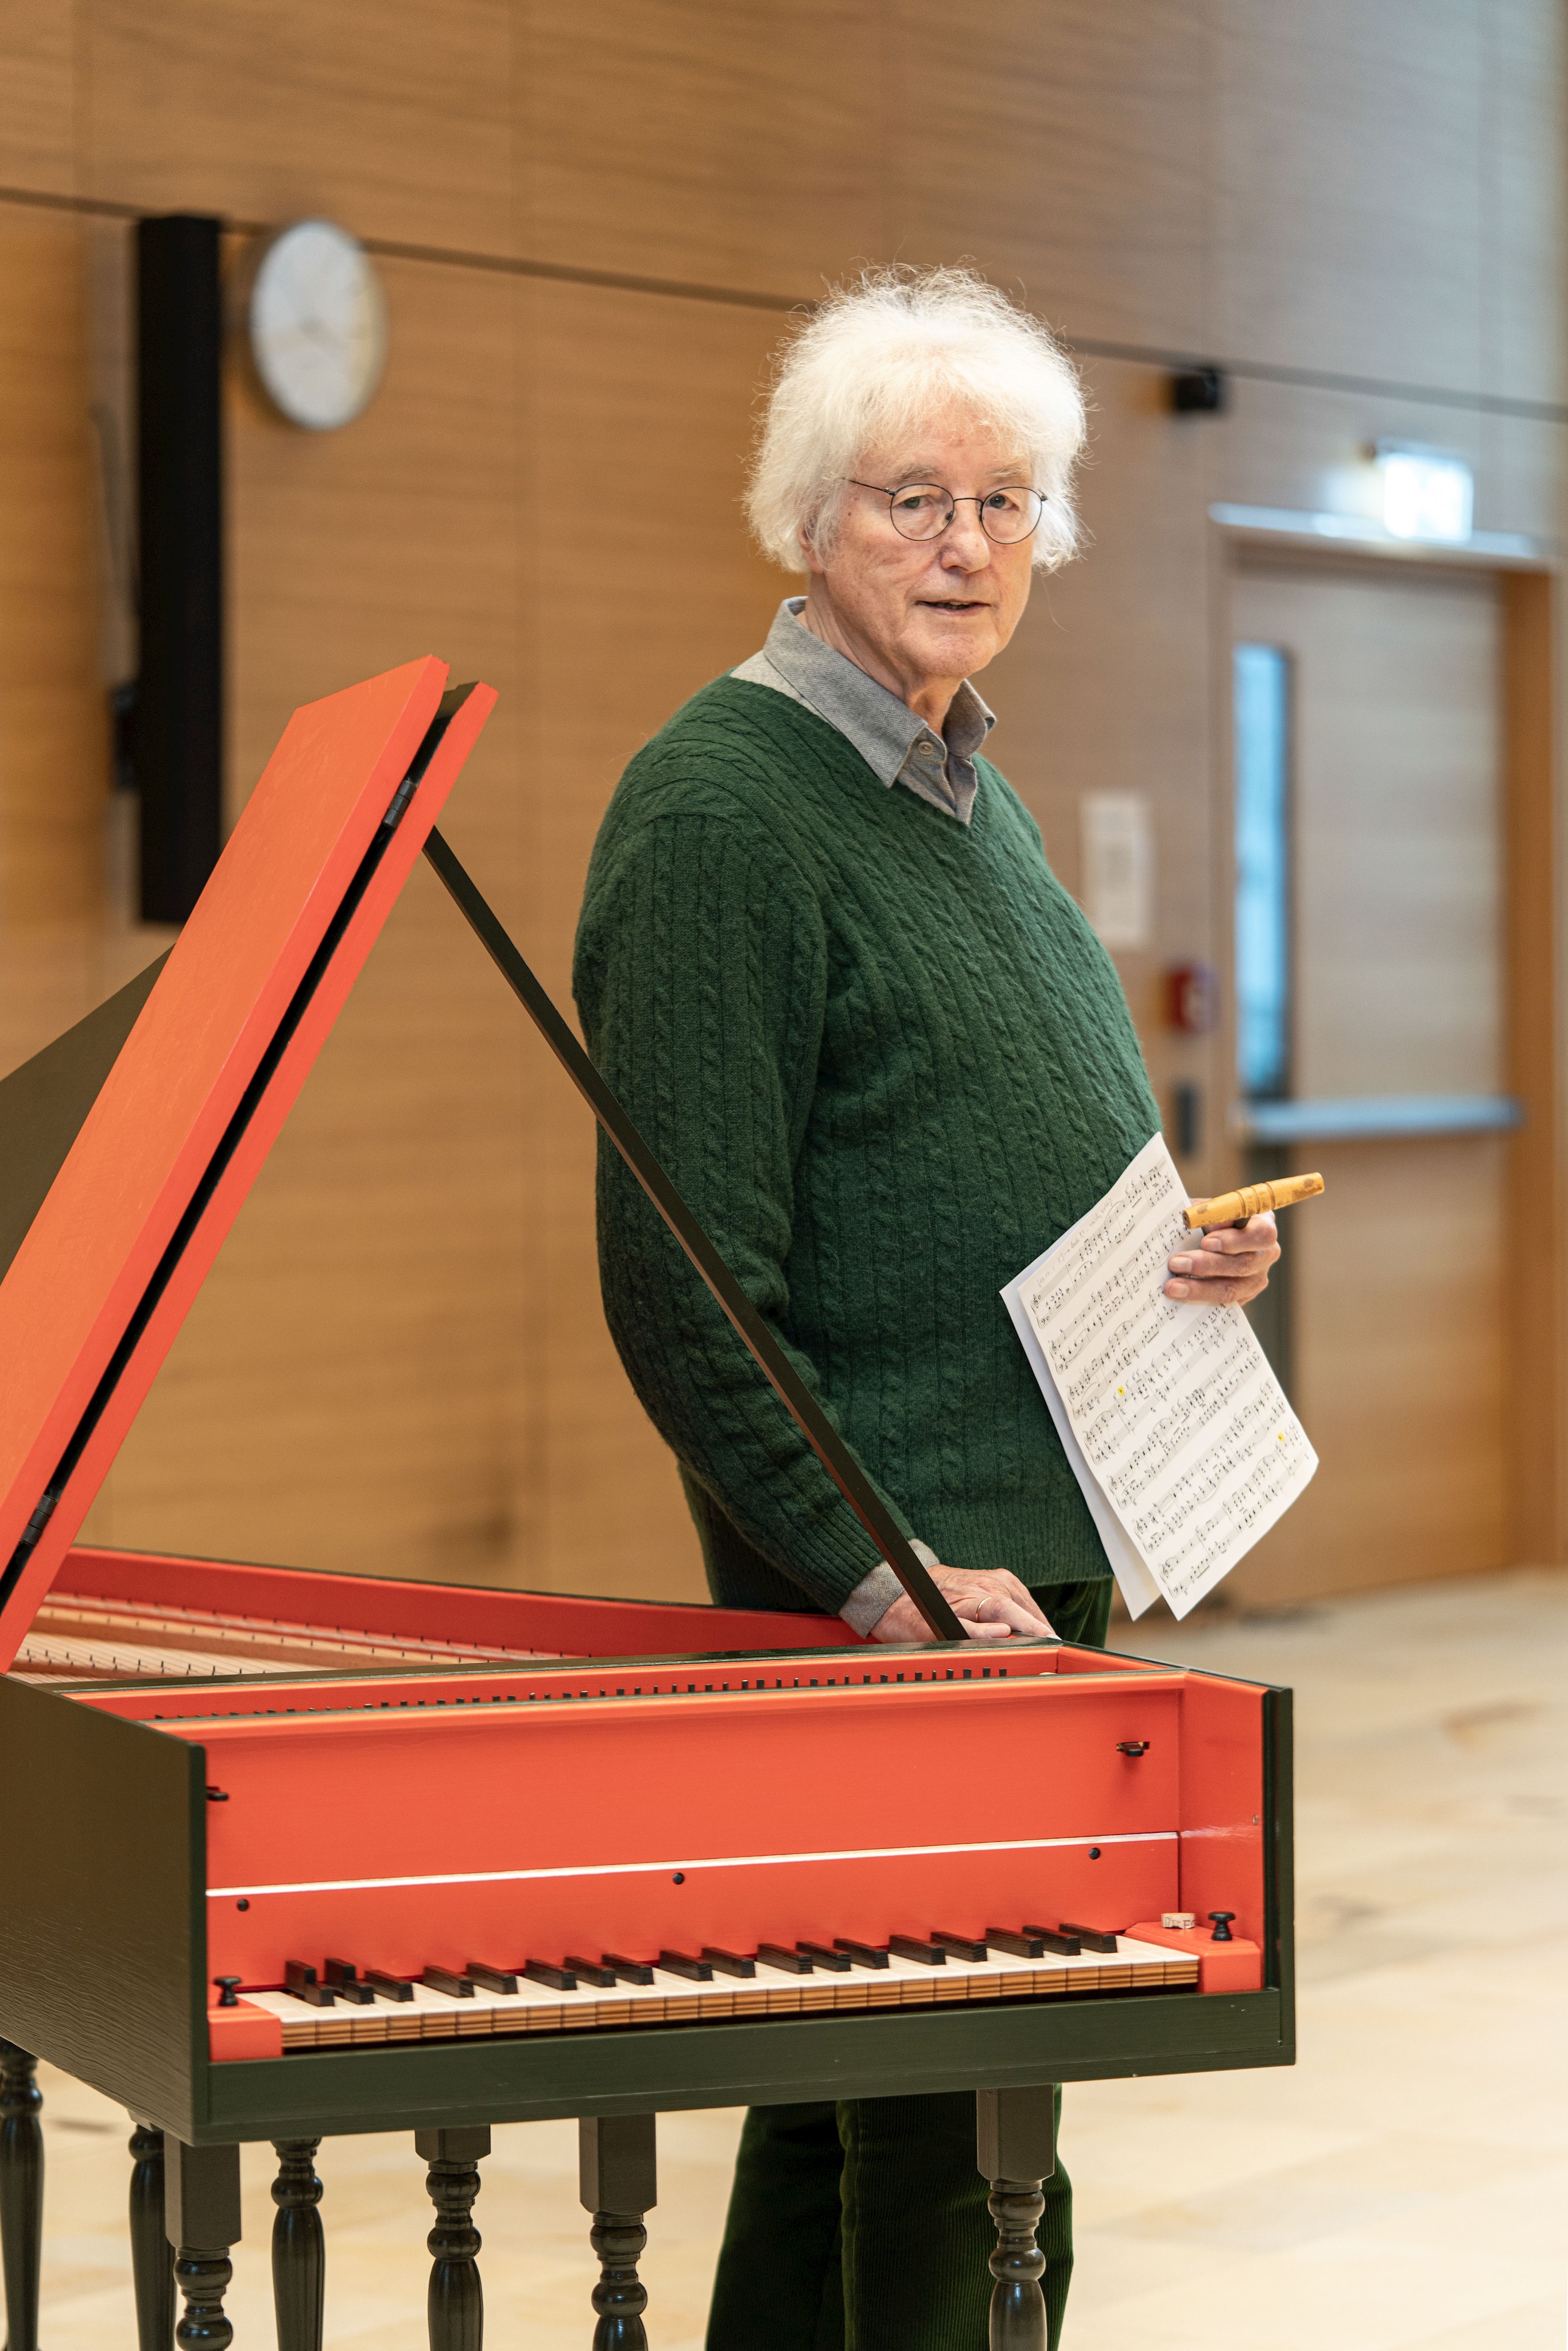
top-left (26, 1566), bottom-right (1568, 2349)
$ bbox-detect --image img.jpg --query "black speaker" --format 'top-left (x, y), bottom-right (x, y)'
top-left (133, 214), bottom-right (224, 924)
top-left (1167, 364), bottom-right (1228, 416)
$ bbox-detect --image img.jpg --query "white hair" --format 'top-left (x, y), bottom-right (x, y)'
top-left (746, 266), bottom-right (1086, 574)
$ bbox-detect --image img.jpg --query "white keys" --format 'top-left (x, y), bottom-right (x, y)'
top-left (242, 1933), bottom-right (1197, 2051)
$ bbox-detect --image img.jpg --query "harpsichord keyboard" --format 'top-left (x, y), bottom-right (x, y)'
top-left (243, 1930), bottom-right (1200, 2049)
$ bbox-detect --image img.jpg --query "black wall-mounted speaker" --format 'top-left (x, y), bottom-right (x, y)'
top-left (1167, 364), bottom-right (1229, 416)
top-left (134, 213), bottom-right (224, 925)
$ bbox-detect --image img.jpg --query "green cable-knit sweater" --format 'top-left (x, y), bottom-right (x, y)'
top-left (572, 676), bottom-right (1161, 1615)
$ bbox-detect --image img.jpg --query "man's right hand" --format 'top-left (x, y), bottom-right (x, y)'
top-left (871, 1564), bottom-right (1055, 1644)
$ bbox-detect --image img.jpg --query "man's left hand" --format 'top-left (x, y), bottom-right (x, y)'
top-left (1165, 1211), bottom-right (1280, 1308)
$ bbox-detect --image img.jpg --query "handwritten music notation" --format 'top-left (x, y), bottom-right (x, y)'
top-left (1001, 1134), bottom-right (1317, 1620)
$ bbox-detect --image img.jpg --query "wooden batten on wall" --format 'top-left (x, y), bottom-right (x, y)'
top-left (1502, 569), bottom-right (1567, 1565)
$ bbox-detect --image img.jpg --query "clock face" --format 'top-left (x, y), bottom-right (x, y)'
top-left (249, 219), bottom-right (387, 432)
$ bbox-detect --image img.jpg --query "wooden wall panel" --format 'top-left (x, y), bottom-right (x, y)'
top-left (219, 246), bottom-right (528, 832)
top-left (77, 0), bottom-right (514, 249)
top-left (0, 205), bottom-right (112, 1084)
top-left (886, 0), bottom-right (1207, 350)
top-left (0, 0), bottom-right (75, 194)
top-left (1481, 0), bottom-right (1566, 406)
top-left (1215, 0), bottom-right (1486, 391)
top-left (1493, 413), bottom-right (1568, 545)
top-left (522, 2), bottom-right (882, 300)
top-left (0, 211), bottom-right (104, 928)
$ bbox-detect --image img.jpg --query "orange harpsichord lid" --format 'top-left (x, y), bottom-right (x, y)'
top-left (0, 659), bottom-right (496, 1669)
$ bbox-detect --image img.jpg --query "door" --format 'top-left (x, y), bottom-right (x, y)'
top-left (1228, 552), bottom-right (1513, 1598)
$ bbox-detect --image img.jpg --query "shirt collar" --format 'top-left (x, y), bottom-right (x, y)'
top-left (760, 596), bottom-right (994, 791)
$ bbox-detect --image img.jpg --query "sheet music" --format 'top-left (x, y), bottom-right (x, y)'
top-left (1002, 1134), bottom-right (1317, 1620)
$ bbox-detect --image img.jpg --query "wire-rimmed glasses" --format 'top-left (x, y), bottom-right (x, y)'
top-left (847, 479), bottom-right (1047, 545)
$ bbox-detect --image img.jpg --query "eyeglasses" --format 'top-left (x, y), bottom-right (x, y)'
top-left (848, 479), bottom-right (1047, 545)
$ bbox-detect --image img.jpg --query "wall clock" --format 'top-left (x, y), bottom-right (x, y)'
top-left (248, 219), bottom-right (387, 431)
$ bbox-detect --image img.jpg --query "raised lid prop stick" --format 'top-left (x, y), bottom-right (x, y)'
top-left (1182, 1171), bottom-right (1325, 1231)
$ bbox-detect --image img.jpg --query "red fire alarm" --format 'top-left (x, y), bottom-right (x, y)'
top-left (1165, 962), bottom-right (1218, 1035)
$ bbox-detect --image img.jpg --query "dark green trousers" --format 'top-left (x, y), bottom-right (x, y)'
top-left (707, 1576), bottom-right (1113, 2351)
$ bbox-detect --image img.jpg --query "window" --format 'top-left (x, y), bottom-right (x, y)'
top-left (1233, 643), bottom-right (1292, 1099)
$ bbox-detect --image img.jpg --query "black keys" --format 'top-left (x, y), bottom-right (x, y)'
top-left (1054, 1921), bottom-right (1119, 1954)
top-left (601, 1953), bottom-right (656, 1985)
top-left (657, 1950), bottom-right (713, 1982)
top-left (565, 1956), bottom-right (619, 1988)
top-left (888, 1936), bottom-right (946, 1966)
top-left (522, 1961), bottom-right (578, 1992)
top-left (278, 1924), bottom-right (1132, 2018)
top-left (422, 1957), bottom-right (583, 1995)
top-left (465, 1962), bottom-right (520, 1994)
top-left (423, 1965), bottom-right (475, 1999)
top-left (321, 1957), bottom-right (375, 2003)
top-left (701, 1947), bottom-right (757, 1978)
top-left (363, 1969), bottom-right (415, 2002)
top-left (1019, 1924), bottom-right (1084, 1956)
top-left (284, 1961), bottom-right (336, 2007)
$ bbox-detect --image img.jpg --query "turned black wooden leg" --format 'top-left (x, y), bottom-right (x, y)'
top-left (976, 2086), bottom-right (1056, 2351)
top-left (129, 2120), bottom-right (175, 2350)
top-left (164, 2139), bottom-right (242, 2351)
top-left (416, 2125), bottom-right (489, 2351)
top-left (271, 2137), bottom-right (325, 2351)
top-left (0, 2042), bottom-right (42, 2351)
top-left (579, 2113), bottom-right (656, 2351)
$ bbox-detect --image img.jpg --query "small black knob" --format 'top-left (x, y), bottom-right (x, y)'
top-left (1209, 1911), bottom-right (1235, 1942)
top-left (1116, 1740), bottom-right (1150, 1756)
top-left (214, 1976), bottom-right (242, 2008)
top-left (205, 1784), bottom-right (229, 1802)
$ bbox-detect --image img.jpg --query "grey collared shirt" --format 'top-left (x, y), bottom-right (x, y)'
top-left (731, 600), bottom-right (996, 1633)
top-left (732, 596), bottom-right (994, 825)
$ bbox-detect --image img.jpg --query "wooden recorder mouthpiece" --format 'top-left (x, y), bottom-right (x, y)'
top-left (1182, 1171), bottom-right (1325, 1230)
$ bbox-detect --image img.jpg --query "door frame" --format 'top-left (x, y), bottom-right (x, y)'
top-left (1210, 517), bottom-right (1568, 1574)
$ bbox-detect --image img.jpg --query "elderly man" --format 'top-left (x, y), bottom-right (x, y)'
top-left (574, 267), bottom-right (1279, 2351)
